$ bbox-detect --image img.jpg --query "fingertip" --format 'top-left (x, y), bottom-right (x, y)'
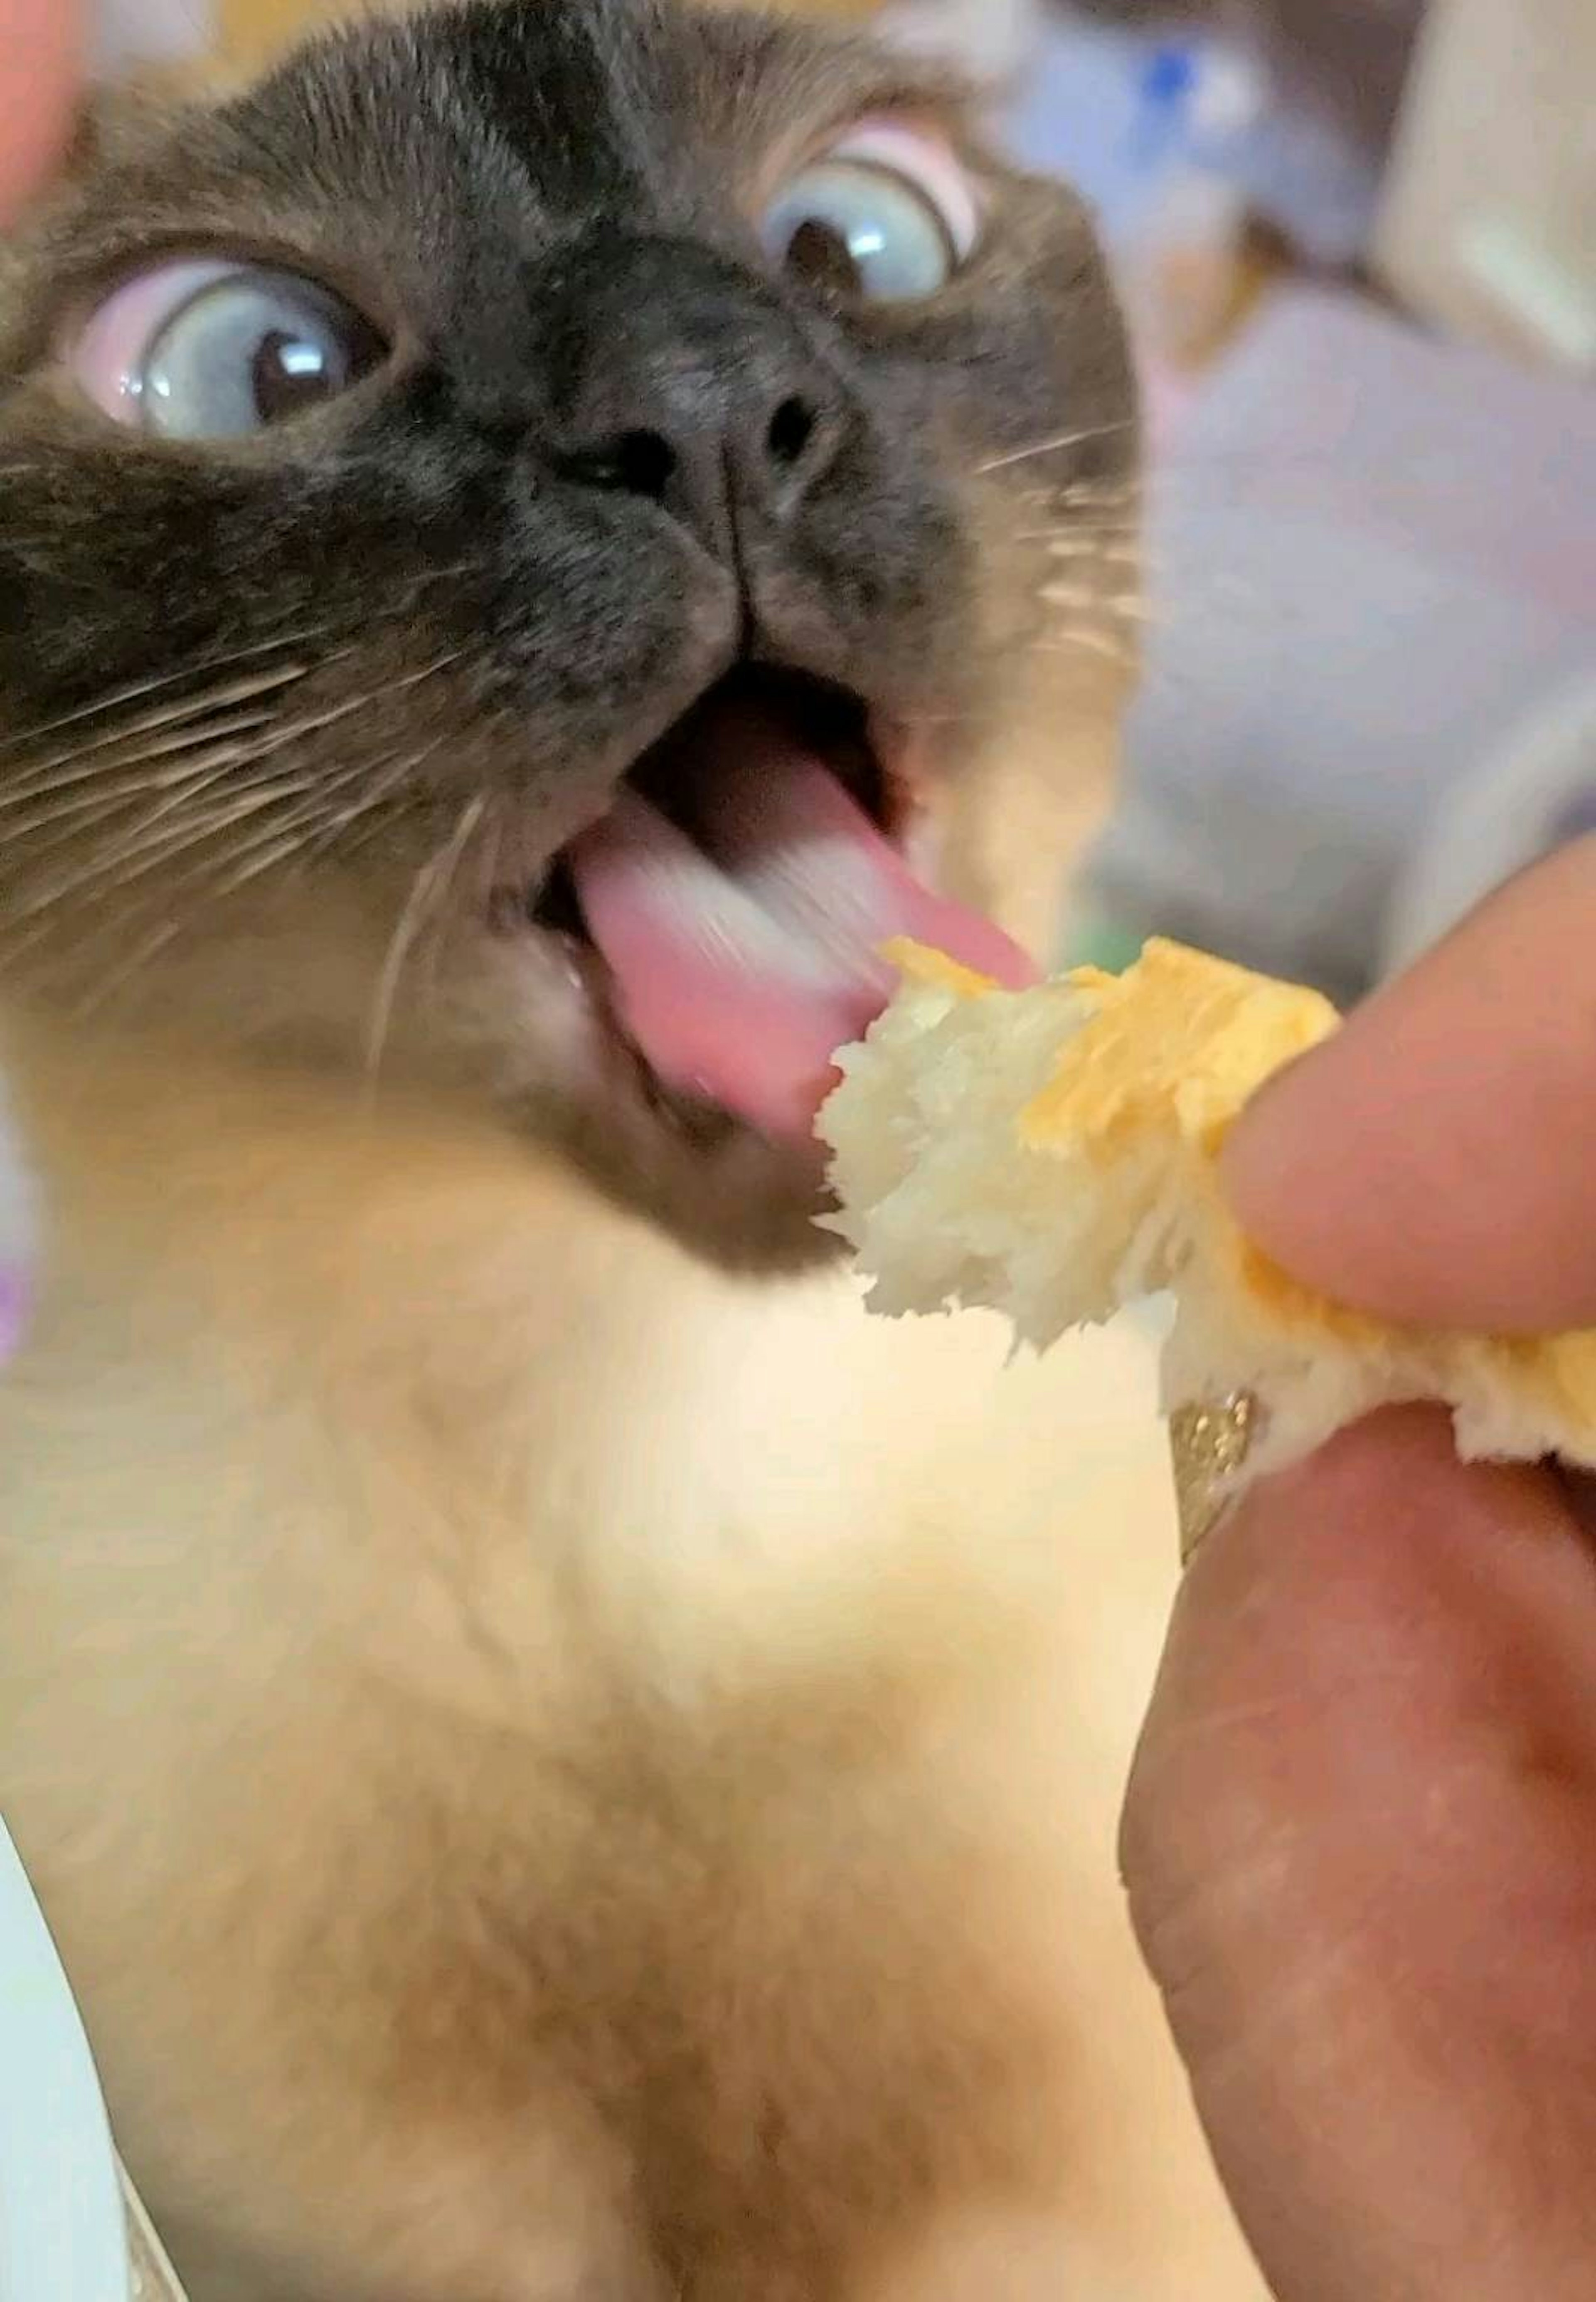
top-left (1216, 1045), bottom-right (1325, 1262)
top-left (1220, 840), bottom-right (1596, 1333)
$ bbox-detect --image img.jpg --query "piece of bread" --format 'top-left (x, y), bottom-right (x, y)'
top-left (820, 937), bottom-right (1596, 1496)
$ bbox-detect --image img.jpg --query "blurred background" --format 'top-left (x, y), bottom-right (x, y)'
top-left (98, 0), bottom-right (1596, 1001)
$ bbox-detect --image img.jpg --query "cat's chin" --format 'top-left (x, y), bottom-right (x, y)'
top-left (478, 917), bottom-right (842, 1269)
top-left (545, 1075), bottom-right (845, 1273)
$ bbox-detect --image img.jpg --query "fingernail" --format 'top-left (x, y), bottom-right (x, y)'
top-left (1170, 1393), bottom-right (1260, 1566)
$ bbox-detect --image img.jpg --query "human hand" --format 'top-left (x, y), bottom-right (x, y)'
top-left (0, 0), bottom-right (80, 221)
top-left (1122, 837), bottom-right (1596, 2301)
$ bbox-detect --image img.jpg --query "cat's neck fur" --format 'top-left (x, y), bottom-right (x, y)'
top-left (2, 1015), bottom-right (1067, 1725)
top-left (0, 1011), bottom-right (1256, 2302)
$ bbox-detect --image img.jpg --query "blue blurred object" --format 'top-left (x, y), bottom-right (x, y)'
top-left (1003, 7), bottom-right (1383, 267)
top-left (1004, 13), bottom-right (1186, 244)
top-left (1133, 44), bottom-right (1199, 160)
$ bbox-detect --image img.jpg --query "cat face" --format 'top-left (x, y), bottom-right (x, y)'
top-left (0, 0), bottom-right (1135, 1263)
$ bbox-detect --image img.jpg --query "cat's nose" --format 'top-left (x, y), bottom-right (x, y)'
top-left (545, 241), bottom-right (848, 561)
top-left (555, 374), bottom-right (840, 560)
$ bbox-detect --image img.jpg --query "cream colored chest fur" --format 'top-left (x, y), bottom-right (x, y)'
top-left (0, 1035), bottom-right (1260, 2300)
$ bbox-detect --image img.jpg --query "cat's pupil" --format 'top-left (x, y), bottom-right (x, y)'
top-left (251, 329), bottom-right (340, 423)
top-left (783, 219), bottom-right (864, 302)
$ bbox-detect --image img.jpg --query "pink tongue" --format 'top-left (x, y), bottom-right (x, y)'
top-left (565, 702), bottom-right (1036, 1142)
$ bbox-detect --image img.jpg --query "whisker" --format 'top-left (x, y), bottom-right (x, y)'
top-left (189, 808), bottom-right (347, 907)
top-left (74, 919), bottom-right (186, 1013)
top-left (0, 626), bottom-right (339, 764)
top-left (297, 742), bottom-right (444, 868)
top-left (59, 799), bottom-right (348, 1009)
top-left (1039, 582), bottom-right (1151, 620)
top-left (1059, 482), bottom-right (1142, 511)
top-left (1032, 628), bottom-right (1138, 670)
top-left (899, 707), bottom-right (980, 730)
top-left (139, 649), bottom-right (468, 780)
top-left (417, 788), bottom-right (491, 1009)
top-left (1017, 480), bottom-right (1136, 507)
top-left (1013, 525), bottom-right (1120, 543)
top-left (0, 682), bottom-right (315, 812)
top-left (1013, 488), bottom-right (1138, 515)
top-left (0, 712), bottom-right (291, 833)
top-left (6, 656), bottom-right (468, 888)
top-left (0, 788), bottom-right (301, 966)
top-left (20, 773), bottom-right (375, 996)
top-left (153, 775), bottom-right (371, 907)
top-left (318, 797), bottom-right (425, 871)
top-left (362, 795), bottom-right (486, 1089)
top-left (1012, 528), bottom-right (1142, 557)
top-left (2, 551), bottom-right (486, 793)
top-left (475, 806), bottom-right (509, 916)
top-left (13, 747), bottom-right (332, 888)
top-left (0, 567), bottom-right (494, 996)
top-left (0, 552), bottom-right (489, 769)
top-left (974, 420), bottom-right (1135, 476)
top-left (15, 766), bottom-right (329, 919)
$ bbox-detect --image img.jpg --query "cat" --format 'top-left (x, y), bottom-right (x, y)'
top-left (0, 3), bottom-right (1262, 2295)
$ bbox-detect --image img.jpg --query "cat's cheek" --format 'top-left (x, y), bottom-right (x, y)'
top-left (441, 926), bottom-right (616, 1106)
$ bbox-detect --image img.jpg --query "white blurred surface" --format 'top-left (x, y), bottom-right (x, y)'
top-left (0, 1822), bottom-right (128, 2302)
top-left (94, 0), bottom-right (212, 70)
top-left (1089, 285), bottom-right (1596, 999)
top-left (1384, 674), bottom-right (1596, 971)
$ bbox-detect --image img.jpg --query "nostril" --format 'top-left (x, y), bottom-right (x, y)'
top-left (564, 427), bottom-right (677, 502)
top-left (766, 394), bottom-right (818, 471)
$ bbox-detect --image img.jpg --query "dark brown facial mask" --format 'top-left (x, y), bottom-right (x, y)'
top-left (0, 0), bottom-right (1137, 1262)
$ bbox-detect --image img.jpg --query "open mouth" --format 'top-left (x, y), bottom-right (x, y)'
top-left (521, 664), bottom-right (1034, 1146)
top-left (532, 665), bottom-right (893, 933)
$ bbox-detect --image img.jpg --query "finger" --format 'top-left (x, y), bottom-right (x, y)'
top-left (1223, 838), bottom-right (1596, 1332)
top-left (0, 0), bottom-right (80, 223)
top-left (1123, 1409), bottom-right (1596, 2302)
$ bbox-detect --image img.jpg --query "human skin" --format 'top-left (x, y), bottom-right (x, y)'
top-left (11, 32), bottom-right (1594, 2288)
top-left (1123, 838), bottom-right (1596, 2302)
top-left (0, 0), bottom-right (79, 222)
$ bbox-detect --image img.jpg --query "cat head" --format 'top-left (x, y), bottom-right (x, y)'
top-left (0, 0), bottom-right (1136, 1263)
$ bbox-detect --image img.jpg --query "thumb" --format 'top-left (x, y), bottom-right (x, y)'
top-left (1122, 1410), bottom-right (1596, 2302)
top-left (1222, 838), bottom-right (1596, 1334)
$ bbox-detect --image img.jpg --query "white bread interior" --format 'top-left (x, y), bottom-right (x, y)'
top-left (820, 941), bottom-right (1596, 1497)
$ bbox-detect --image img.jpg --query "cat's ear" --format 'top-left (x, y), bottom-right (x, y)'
top-left (1, 71), bottom-right (221, 262)
top-left (50, 53), bottom-right (239, 197)
top-left (60, 78), bottom-right (197, 183)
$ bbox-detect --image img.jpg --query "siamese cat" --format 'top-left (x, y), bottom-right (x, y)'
top-left (0, 4), bottom-right (1259, 2295)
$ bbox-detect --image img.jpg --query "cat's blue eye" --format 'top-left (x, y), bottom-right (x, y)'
top-left (73, 261), bottom-right (384, 440)
top-left (762, 123), bottom-right (982, 307)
